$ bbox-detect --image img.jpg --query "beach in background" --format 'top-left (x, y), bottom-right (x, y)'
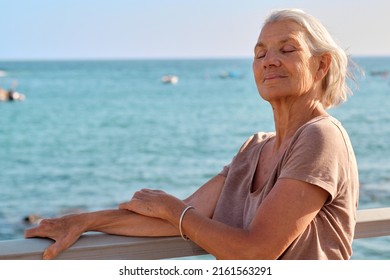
top-left (0, 58), bottom-right (389, 259)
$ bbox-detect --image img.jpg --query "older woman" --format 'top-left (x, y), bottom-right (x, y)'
top-left (25, 9), bottom-right (359, 260)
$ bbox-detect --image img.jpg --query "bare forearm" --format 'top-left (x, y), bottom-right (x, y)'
top-left (179, 211), bottom-right (256, 259)
top-left (24, 206), bottom-right (179, 260)
top-left (79, 209), bottom-right (179, 237)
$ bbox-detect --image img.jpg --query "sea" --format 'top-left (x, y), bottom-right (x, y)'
top-left (0, 58), bottom-right (389, 259)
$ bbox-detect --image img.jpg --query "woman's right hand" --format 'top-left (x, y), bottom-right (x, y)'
top-left (24, 214), bottom-right (86, 260)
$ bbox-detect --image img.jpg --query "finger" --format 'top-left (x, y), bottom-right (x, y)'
top-left (118, 199), bottom-right (139, 211)
top-left (24, 225), bottom-right (48, 238)
top-left (43, 241), bottom-right (65, 260)
top-left (24, 219), bottom-right (53, 238)
top-left (132, 189), bottom-right (160, 200)
top-left (133, 190), bottom-right (148, 199)
top-left (134, 188), bottom-right (162, 197)
top-left (24, 227), bottom-right (38, 238)
top-left (141, 189), bottom-right (165, 195)
top-left (118, 201), bottom-right (130, 210)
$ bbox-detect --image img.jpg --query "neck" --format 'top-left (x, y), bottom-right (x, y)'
top-left (270, 99), bottom-right (327, 150)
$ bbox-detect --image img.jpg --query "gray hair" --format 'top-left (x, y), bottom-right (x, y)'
top-left (263, 9), bottom-right (360, 108)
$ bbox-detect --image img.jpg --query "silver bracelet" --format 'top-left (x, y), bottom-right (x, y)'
top-left (179, 206), bottom-right (194, 241)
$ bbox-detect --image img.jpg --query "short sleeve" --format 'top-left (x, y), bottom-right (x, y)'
top-left (218, 132), bottom-right (272, 178)
top-left (219, 163), bottom-right (230, 177)
top-left (279, 120), bottom-right (349, 203)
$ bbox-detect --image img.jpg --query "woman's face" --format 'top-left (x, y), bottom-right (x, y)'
top-left (253, 20), bottom-right (321, 103)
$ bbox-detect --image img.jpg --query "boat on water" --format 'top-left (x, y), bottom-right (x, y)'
top-left (219, 71), bottom-right (243, 79)
top-left (370, 70), bottom-right (389, 78)
top-left (0, 88), bottom-right (26, 102)
top-left (0, 79), bottom-right (25, 102)
top-left (161, 75), bottom-right (179, 84)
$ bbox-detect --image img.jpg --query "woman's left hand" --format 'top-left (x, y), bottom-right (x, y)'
top-left (118, 189), bottom-right (186, 223)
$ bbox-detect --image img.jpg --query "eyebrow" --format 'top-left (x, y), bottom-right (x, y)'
top-left (254, 37), bottom-right (300, 51)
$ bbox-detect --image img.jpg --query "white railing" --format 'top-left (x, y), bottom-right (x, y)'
top-left (1, 207), bottom-right (389, 260)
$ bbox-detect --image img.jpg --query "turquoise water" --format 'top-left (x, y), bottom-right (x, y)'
top-left (1, 58), bottom-right (389, 259)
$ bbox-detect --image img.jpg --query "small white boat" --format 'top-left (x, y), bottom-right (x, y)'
top-left (161, 75), bottom-right (179, 84)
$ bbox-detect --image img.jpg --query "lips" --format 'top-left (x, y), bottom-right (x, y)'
top-left (263, 73), bottom-right (287, 81)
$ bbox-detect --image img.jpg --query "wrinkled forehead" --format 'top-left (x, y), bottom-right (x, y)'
top-left (258, 20), bottom-right (309, 45)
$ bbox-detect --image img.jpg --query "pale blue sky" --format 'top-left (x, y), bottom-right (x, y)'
top-left (0, 0), bottom-right (389, 60)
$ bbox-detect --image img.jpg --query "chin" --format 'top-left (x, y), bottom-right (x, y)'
top-left (259, 88), bottom-right (289, 101)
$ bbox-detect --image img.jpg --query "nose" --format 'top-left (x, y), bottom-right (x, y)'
top-left (262, 50), bottom-right (281, 68)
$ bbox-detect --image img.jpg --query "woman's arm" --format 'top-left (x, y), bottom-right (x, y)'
top-left (24, 209), bottom-right (178, 259)
top-left (24, 174), bottom-right (226, 259)
top-left (123, 178), bottom-right (329, 259)
top-left (188, 178), bottom-right (329, 259)
top-left (182, 174), bottom-right (226, 218)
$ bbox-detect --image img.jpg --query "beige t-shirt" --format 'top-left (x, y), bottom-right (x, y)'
top-left (213, 116), bottom-right (359, 259)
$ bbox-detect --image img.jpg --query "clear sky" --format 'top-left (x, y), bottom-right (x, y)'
top-left (0, 0), bottom-right (389, 60)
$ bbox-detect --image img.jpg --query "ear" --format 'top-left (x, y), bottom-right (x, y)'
top-left (315, 53), bottom-right (331, 81)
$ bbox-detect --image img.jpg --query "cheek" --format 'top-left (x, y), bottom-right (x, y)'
top-left (252, 60), bottom-right (263, 83)
top-left (295, 64), bottom-right (314, 90)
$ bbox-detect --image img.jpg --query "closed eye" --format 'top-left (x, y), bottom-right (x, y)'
top-left (281, 45), bottom-right (297, 54)
top-left (256, 52), bottom-right (266, 59)
top-left (254, 44), bottom-right (266, 59)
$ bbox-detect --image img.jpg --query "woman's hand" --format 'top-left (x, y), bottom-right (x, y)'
top-left (119, 189), bottom-right (186, 224)
top-left (24, 214), bottom-right (86, 260)
top-left (23, 175), bottom-right (225, 259)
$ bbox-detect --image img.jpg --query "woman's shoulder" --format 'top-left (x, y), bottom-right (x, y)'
top-left (300, 115), bottom-right (347, 137)
top-left (239, 132), bottom-right (275, 152)
top-left (294, 115), bottom-right (352, 150)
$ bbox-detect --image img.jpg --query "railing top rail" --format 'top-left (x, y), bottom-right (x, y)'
top-left (1, 207), bottom-right (389, 260)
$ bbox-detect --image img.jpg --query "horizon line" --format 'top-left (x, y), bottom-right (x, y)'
top-left (1, 54), bottom-right (390, 63)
